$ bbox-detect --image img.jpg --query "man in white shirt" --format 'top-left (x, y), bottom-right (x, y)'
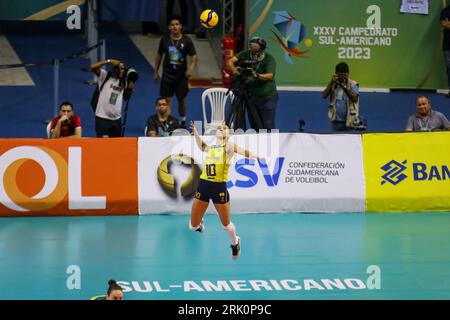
top-left (91, 59), bottom-right (134, 137)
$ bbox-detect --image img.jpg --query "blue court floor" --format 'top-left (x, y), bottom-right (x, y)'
top-left (0, 212), bottom-right (449, 300)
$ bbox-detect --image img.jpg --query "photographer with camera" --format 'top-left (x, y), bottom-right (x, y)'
top-left (90, 58), bottom-right (138, 137)
top-left (322, 62), bottom-right (360, 132)
top-left (228, 36), bottom-right (278, 131)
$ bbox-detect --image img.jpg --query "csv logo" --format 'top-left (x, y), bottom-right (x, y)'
top-left (0, 146), bottom-right (105, 212)
top-left (380, 160), bottom-right (407, 186)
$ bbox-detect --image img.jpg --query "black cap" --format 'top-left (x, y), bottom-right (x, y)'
top-left (249, 36), bottom-right (267, 50)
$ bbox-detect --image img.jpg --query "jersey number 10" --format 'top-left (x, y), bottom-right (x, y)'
top-left (206, 164), bottom-right (216, 177)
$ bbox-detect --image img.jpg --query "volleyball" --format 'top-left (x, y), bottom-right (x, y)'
top-left (200, 9), bottom-right (219, 28)
top-left (304, 38), bottom-right (313, 47)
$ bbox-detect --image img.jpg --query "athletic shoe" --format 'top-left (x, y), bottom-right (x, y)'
top-left (231, 237), bottom-right (241, 260)
top-left (195, 220), bottom-right (205, 233)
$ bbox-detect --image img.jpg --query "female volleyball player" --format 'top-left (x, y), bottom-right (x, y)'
top-left (90, 279), bottom-right (124, 300)
top-left (189, 121), bottom-right (259, 260)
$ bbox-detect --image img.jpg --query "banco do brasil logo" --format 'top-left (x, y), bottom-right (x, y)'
top-left (381, 160), bottom-right (407, 185)
top-left (381, 159), bottom-right (450, 185)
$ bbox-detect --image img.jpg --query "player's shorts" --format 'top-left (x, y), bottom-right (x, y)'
top-left (195, 179), bottom-right (229, 204)
top-left (160, 76), bottom-right (189, 100)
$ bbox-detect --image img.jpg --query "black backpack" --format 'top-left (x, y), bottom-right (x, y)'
top-left (90, 72), bottom-right (111, 112)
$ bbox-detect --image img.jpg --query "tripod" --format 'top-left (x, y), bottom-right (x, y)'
top-left (121, 99), bottom-right (131, 137)
top-left (226, 77), bottom-right (263, 131)
top-left (120, 77), bottom-right (138, 136)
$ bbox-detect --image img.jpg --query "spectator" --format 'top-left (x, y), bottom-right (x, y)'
top-left (146, 97), bottom-right (180, 137)
top-left (49, 101), bottom-right (82, 138)
top-left (90, 279), bottom-right (123, 300)
top-left (153, 15), bottom-right (198, 128)
top-left (228, 36), bottom-right (278, 131)
top-left (441, 5), bottom-right (450, 98)
top-left (322, 62), bottom-right (360, 132)
top-left (405, 96), bottom-right (450, 132)
top-left (90, 59), bottom-right (135, 137)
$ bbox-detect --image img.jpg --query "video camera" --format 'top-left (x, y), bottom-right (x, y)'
top-left (236, 59), bottom-right (258, 79)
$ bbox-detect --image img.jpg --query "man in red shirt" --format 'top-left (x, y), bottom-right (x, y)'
top-left (50, 101), bottom-right (82, 138)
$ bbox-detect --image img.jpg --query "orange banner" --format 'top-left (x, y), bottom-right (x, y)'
top-left (0, 138), bottom-right (138, 217)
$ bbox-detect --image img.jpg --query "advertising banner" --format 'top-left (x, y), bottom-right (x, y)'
top-left (248, 0), bottom-right (447, 89)
top-left (138, 133), bottom-right (365, 214)
top-left (363, 132), bottom-right (450, 212)
top-left (0, 138), bottom-right (138, 216)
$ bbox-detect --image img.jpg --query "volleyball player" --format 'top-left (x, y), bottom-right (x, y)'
top-left (90, 279), bottom-right (123, 300)
top-left (189, 122), bottom-right (259, 260)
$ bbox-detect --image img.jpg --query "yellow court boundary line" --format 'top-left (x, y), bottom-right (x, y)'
top-left (24, 0), bottom-right (86, 21)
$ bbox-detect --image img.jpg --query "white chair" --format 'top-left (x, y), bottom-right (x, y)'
top-left (46, 122), bottom-right (52, 138)
top-left (201, 87), bottom-right (234, 135)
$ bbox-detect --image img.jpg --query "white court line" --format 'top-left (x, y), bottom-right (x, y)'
top-left (0, 34), bottom-right (35, 86)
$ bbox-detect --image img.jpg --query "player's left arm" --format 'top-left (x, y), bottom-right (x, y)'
top-left (232, 144), bottom-right (259, 160)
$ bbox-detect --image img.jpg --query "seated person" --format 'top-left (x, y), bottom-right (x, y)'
top-left (50, 101), bottom-right (82, 138)
top-left (146, 97), bottom-right (180, 137)
top-left (405, 96), bottom-right (450, 132)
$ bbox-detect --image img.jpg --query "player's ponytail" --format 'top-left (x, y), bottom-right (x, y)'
top-left (107, 279), bottom-right (123, 295)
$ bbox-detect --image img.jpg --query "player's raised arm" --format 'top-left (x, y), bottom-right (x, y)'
top-left (190, 121), bottom-right (209, 151)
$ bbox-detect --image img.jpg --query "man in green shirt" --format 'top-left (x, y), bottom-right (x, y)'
top-left (228, 37), bottom-right (278, 130)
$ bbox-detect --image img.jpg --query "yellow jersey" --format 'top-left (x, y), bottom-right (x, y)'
top-left (200, 143), bottom-right (233, 183)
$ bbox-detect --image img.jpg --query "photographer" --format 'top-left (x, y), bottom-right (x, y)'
top-left (228, 36), bottom-right (278, 131)
top-left (322, 62), bottom-right (360, 132)
top-left (90, 59), bottom-right (137, 137)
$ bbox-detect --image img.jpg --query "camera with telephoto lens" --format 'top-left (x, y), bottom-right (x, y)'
top-left (126, 67), bottom-right (139, 83)
top-left (111, 62), bottom-right (139, 83)
top-left (112, 63), bottom-right (139, 100)
top-left (123, 67), bottom-right (139, 101)
top-left (337, 73), bottom-right (346, 84)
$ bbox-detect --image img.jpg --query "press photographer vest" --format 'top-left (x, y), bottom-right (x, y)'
top-left (327, 79), bottom-right (360, 128)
